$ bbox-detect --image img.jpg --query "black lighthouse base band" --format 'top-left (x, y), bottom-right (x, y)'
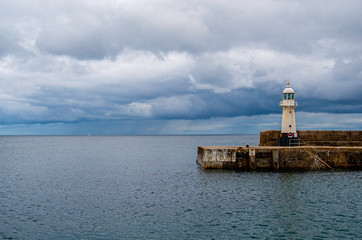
top-left (279, 133), bottom-right (298, 146)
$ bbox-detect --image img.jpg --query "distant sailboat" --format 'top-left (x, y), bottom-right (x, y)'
top-left (88, 132), bottom-right (91, 136)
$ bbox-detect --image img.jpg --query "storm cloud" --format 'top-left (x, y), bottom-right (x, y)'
top-left (0, 0), bottom-right (361, 133)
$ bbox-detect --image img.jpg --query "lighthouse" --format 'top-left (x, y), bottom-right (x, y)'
top-left (279, 81), bottom-right (298, 146)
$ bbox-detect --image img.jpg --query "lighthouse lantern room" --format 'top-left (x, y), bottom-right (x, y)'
top-left (279, 81), bottom-right (298, 146)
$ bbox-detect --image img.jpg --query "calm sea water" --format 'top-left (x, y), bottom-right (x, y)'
top-left (0, 135), bottom-right (361, 239)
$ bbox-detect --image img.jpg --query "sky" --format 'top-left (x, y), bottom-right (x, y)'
top-left (0, 0), bottom-right (361, 135)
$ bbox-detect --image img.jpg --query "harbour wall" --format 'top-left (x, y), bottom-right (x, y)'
top-left (196, 146), bottom-right (362, 171)
top-left (260, 130), bottom-right (362, 147)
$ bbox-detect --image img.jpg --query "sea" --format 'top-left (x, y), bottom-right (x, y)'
top-left (0, 135), bottom-right (361, 239)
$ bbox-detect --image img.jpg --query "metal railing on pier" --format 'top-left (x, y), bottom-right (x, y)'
top-left (289, 139), bottom-right (335, 169)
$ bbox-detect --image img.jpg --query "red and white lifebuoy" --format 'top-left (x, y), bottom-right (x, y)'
top-left (288, 132), bottom-right (294, 138)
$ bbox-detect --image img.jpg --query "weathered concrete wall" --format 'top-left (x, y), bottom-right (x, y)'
top-left (260, 130), bottom-right (362, 146)
top-left (197, 146), bottom-right (238, 169)
top-left (260, 130), bottom-right (280, 146)
top-left (196, 146), bottom-right (362, 171)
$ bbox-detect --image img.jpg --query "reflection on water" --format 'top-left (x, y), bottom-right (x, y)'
top-left (0, 136), bottom-right (361, 239)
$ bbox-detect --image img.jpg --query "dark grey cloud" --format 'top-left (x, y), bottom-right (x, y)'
top-left (0, 0), bottom-right (361, 133)
top-left (30, 0), bottom-right (362, 59)
top-left (34, 1), bottom-right (210, 59)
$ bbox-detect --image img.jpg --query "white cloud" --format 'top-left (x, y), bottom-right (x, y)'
top-left (297, 112), bottom-right (362, 130)
top-left (0, 0), bottom-right (361, 132)
top-left (107, 102), bottom-right (153, 118)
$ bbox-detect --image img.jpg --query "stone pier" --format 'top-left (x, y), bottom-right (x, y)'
top-left (260, 130), bottom-right (362, 147)
top-left (196, 146), bottom-right (362, 171)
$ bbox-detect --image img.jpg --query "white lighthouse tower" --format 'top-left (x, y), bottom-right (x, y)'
top-left (279, 81), bottom-right (298, 146)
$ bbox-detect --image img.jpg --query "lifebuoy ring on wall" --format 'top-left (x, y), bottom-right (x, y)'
top-left (288, 132), bottom-right (294, 138)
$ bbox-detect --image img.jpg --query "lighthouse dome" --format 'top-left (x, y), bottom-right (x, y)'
top-left (282, 81), bottom-right (294, 94)
top-left (283, 87), bottom-right (294, 94)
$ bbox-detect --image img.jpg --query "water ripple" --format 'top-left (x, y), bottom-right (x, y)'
top-left (0, 136), bottom-right (361, 239)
